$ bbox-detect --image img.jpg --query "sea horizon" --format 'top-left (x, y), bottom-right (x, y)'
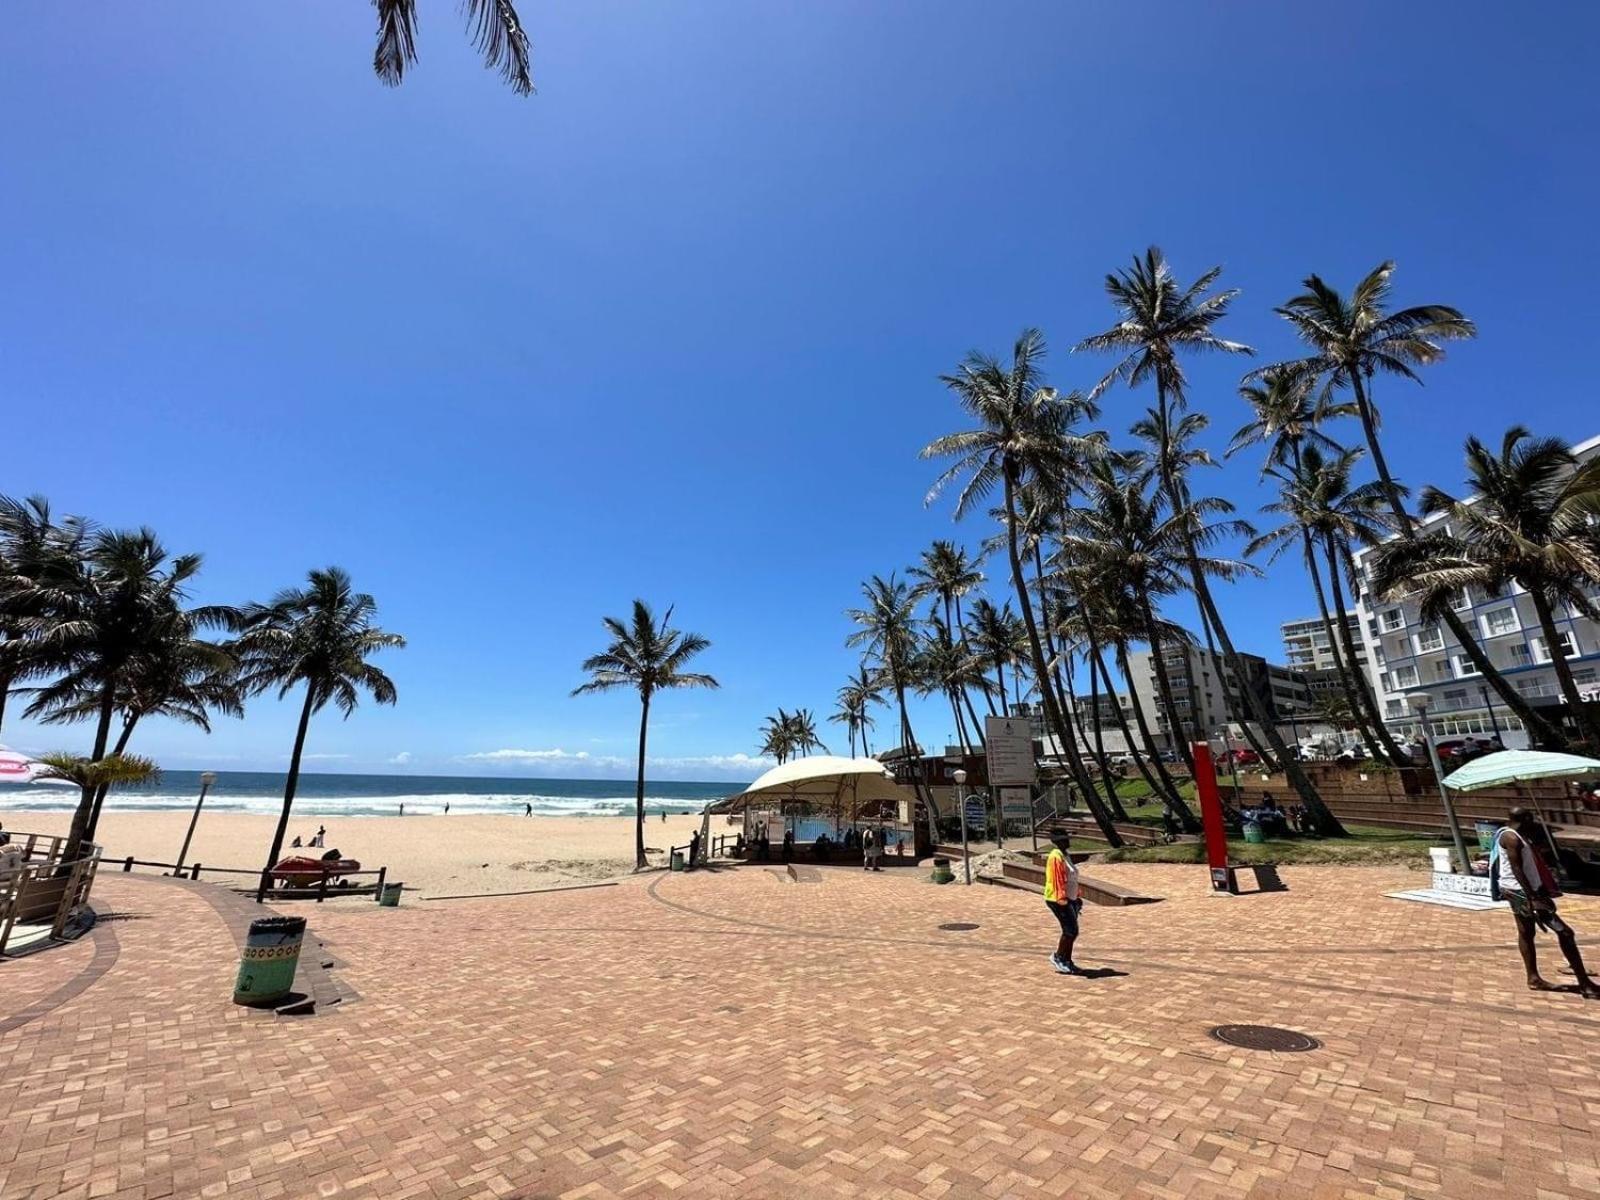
top-left (0, 769), bottom-right (746, 819)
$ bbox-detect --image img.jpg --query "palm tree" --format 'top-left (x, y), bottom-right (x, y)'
top-left (1265, 264), bottom-right (1559, 744)
top-left (571, 600), bottom-right (716, 870)
top-left (846, 575), bottom-right (934, 812)
top-left (33, 751), bottom-right (160, 797)
top-left (372, 0), bottom-right (533, 95)
top-left (964, 596), bottom-right (1025, 715)
top-left (0, 496), bottom-right (83, 734)
top-left (759, 709), bottom-right (796, 764)
top-left (830, 666), bottom-right (883, 758)
top-left (0, 524), bottom-right (228, 862)
top-left (921, 330), bottom-right (1122, 847)
top-left (233, 568), bottom-right (405, 896)
top-left (1077, 249), bottom-right (1342, 833)
top-left (909, 541), bottom-right (986, 641)
top-left (915, 617), bottom-right (990, 756)
top-left (1371, 429), bottom-right (1600, 749)
top-left (1245, 444), bottom-right (1406, 763)
top-left (789, 708), bottom-right (827, 757)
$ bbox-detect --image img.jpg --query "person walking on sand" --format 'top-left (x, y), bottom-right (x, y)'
top-left (1043, 830), bottom-right (1084, 976)
top-left (525, 802), bottom-right (533, 817)
top-left (444, 802), bottom-right (450, 815)
top-left (1496, 807), bottom-right (1599, 997)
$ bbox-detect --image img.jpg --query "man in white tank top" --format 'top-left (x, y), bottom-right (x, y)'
top-left (1497, 807), bottom-right (1598, 998)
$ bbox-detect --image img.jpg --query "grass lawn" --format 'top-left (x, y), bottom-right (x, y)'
top-left (1097, 823), bottom-right (1438, 867)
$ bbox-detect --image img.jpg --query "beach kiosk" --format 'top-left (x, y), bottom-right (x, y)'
top-left (730, 756), bottom-right (918, 864)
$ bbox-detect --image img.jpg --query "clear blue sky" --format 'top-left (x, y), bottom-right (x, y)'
top-left (2, 2), bottom-right (1596, 780)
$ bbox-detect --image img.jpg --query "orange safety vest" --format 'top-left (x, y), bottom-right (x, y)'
top-left (1044, 848), bottom-right (1071, 903)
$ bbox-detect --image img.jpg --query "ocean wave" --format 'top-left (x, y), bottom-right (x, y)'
top-left (0, 789), bottom-right (714, 818)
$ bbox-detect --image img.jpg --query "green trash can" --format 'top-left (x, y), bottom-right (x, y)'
top-left (1242, 821), bottom-right (1265, 845)
top-left (233, 915), bottom-right (306, 1007)
top-left (931, 856), bottom-right (954, 884)
top-left (670, 849), bottom-right (685, 871)
top-left (1475, 821), bottom-right (1499, 852)
top-left (379, 882), bottom-right (403, 907)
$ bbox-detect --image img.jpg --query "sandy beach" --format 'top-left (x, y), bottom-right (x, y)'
top-left (2, 809), bottom-right (723, 898)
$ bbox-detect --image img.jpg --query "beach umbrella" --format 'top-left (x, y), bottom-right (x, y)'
top-left (1442, 749), bottom-right (1600, 791)
top-left (0, 748), bottom-right (76, 786)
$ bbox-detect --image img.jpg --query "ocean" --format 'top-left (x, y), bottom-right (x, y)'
top-left (0, 770), bottom-right (741, 819)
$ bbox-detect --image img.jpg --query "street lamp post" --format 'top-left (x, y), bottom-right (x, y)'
top-left (953, 768), bottom-right (971, 885)
top-left (174, 770), bottom-right (217, 875)
top-left (1407, 693), bottom-right (1473, 873)
top-left (1479, 684), bottom-right (1504, 744)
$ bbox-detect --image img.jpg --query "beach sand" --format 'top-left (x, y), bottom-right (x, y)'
top-left (2, 809), bottom-right (725, 897)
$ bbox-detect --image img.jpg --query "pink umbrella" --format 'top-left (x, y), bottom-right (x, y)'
top-left (0, 749), bottom-right (75, 786)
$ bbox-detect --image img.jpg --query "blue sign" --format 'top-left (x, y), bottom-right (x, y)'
top-left (964, 797), bottom-right (987, 829)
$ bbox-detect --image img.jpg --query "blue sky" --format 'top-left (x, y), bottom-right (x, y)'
top-left (2, 2), bottom-right (1597, 780)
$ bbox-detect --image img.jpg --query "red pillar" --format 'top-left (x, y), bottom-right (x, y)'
top-left (1192, 740), bottom-right (1236, 894)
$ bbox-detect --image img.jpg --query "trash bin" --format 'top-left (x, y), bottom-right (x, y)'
top-left (1428, 847), bottom-right (1455, 874)
top-left (379, 882), bottom-right (403, 907)
top-left (931, 856), bottom-right (954, 884)
top-left (1242, 821), bottom-right (1265, 844)
top-left (233, 915), bottom-right (306, 1007)
top-left (1475, 821), bottom-right (1499, 852)
top-left (670, 849), bottom-right (685, 872)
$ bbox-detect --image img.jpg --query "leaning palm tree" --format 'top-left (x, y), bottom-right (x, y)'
top-left (1371, 428), bottom-right (1600, 749)
top-left (372, 0), bottom-right (534, 95)
top-left (921, 330), bottom-right (1122, 846)
top-left (789, 708), bottom-right (828, 758)
top-left (964, 596), bottom-right (1027, 716)
top-left (233, 568), bottom-right (405, 897)
top-left (572, 600), bottom-right (717, 870)
top-left (1246, 445), bottom-right (1405, 763)
top-left (1077, 249), bottom-right (1341, 831)
top-left (1265, 264), bottom-right (1559, 744)
top-left (846, 575), bottom-right (937, 812)
top-left (33, 752), bottom-right (160, 798)
top-left (830, 666), bottom-right (883, 757)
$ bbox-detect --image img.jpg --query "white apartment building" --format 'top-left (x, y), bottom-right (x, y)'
top-left (1281, 612), bottom-right (1367, 700)
top-left (1350, 433), bottom-right (1600, 747)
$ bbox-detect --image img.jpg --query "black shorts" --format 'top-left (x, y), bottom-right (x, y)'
top-left (1047, 899), bottom-right (1081, 938)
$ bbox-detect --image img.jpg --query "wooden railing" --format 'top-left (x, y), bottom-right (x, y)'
top-left (106, 854), bottom-right (390, 903)
top-left (0, 831), bottom-right (102, 956)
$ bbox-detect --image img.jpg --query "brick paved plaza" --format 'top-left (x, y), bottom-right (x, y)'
top-left (5, 861), bottom-right (1600, 1200)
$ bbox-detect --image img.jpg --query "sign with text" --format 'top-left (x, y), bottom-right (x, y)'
top-left (964, 796), bottom-right (987, 831)
top-left (999, 787), bottom-right (1032, 822)
top-left (985, 715), bottom-right (1036, 786)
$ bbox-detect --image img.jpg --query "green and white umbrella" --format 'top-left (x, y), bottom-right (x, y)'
top-left (1442, 749), bottom-right (1600, 792)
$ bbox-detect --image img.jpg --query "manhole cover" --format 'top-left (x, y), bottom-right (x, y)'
top-left (1208, 1024), bottom-right (1320, 1053)
top-left (938, 922), bottom-right (980, 932)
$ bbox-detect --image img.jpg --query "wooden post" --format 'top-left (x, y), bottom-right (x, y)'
top-left (374, 866), bottom-right (386, 902)
top-left (123, 856), bottom-right (133, 873)
top-left (191, 863), bottom-right (202, 881)
top-left (257, 869), bottom-right (271, 903)
top-left (317, 869), bottom-right (329, 903)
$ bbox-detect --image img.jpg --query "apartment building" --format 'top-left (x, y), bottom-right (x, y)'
top-left (1281, 612), bottom-right (1367, 699)
top-left (1127, 644), bottom-right (1313, 749)
top-left (1350, 433), bottom-right (1600, 747)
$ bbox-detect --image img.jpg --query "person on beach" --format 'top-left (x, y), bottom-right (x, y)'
top-left (444, 803), bottom-right (450, 815)
top-left (312, 825), bottom-right (325, 848)
top-left (782, 828), bottom-right (794, 863)
top-left (398, 803), bottom-right (405, 817)
top-left (861, 827), bottom-right (874, 870)
top-left (525, 803), bottom-right (533, 817)
top-left (1496, 807), bottom-right (1599, 997)
top-left (689, 830), bottom-right (701, 868)
top-left (1044, 830), bottom-right (1084, 976)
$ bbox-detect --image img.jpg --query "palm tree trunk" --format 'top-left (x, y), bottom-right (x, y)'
top-left (63, 684), bottom-right (119, 863)
top-left (1078, 641), bottom-right (1129, 822)
top-left (960, 689), bottom-right (987, 748)
top-left (633, 692), bottom-right (651, 870)
top-left (257, 684), bottom-right (319, 900)
top-left (0, 671), bottom-right (10, 732)
top-left (1529, 592), bottom-right (1600, 748)
top-left (1304, 535), bottom-right (1386, 761)
top-left (993, 657), bottom-right (1008, 716)
top-left (85, 715), bottom-right (141, 841)
top-left (1319, 533), bottom-right (1407, 762)
top-left (1348, 369), bottom-right (1565, 747)
top-left (1097, 642), bottom-right (1169, 802)
top-left (1138, 592), bottom-right (1196, 775)
top-left (1003, 471), bottom-right (1122, 847)
top-left (1115, 640), bottom-right (1189, 807)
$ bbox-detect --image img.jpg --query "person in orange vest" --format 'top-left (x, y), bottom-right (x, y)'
top-left (1044, 830), bottom-right (1083, 975)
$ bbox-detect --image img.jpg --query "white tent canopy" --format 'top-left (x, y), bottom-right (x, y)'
top-left (737, 756), bottom-right (912, 814)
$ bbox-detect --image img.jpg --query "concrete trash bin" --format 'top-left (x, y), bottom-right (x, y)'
top-left (670, 850), bottom-right (685, 871)
top-left (931, 856), bottom-right (954, 884)
top-left (379, 882), bottom-right (403, 907)
top-left (1242, 821), bottom-right (1265, 844)
top-left (233, 915), bottom-right (306, 1006)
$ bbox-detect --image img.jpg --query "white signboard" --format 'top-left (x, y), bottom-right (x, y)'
top-left (999, 787), bottom-right (1032, 822)
top-left (985, 715), bottom-right (1037, 785)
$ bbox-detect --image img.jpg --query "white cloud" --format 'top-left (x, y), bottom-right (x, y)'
top-left (649, 753), bottom-right (773, 771)
top-left (461, 748), bottom-right (593, 763)
top-left (389, 751), bottom-right (413, 766)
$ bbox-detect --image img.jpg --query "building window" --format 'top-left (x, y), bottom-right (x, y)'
top-left (1374, 645), bottom-right (1387, 669)
top-left (1385, 699), bottom-right (1405, 719)
top-left (1380, 608), bottom-right (1405, 633)
top-left (1454, 653), bottom-right (1480, 677)
top-left (1450, 587), bottom-right (1472, 611)
top-left (1443, 688), bottom-right (1468, 709)
top-left (1416, 626), bottom-right (1444, 653)
top-left (1510, 642), bottom-right (1532, 666)
top-left (1392, 664), bottom-right (1419, 689)
top-left (1482, 606), bottom-right (1519, 637)
top-left (1532, 631), bottom-right (1579, 663)
top-left (1573, 668), bottom-right (1598, 687)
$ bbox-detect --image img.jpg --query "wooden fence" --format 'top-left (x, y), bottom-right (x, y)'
top-left (0, 831), bottom-right (102, 956)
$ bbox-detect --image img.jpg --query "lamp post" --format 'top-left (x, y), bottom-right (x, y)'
top-left (1479, 684), bottom-right (1504, 744)
top-left (953, 768), bottom-right (971, 885)
top-left (1407, 693), bottom-right (1472, 873)
top-left (174, 771), bottom-right (217, 875)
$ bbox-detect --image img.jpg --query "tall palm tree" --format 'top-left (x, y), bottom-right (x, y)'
top-left (1371, 429), bottom-right (1600, 749)
top-left (921, 330), bottom-right (1122, 846)
top-left (964, 596), bottom-right (1025, 716)
top-left (846, 575), bottom-right (934, 812)
top-left (830, 665), bottom-right (883, 758)
top-left (789, 708), bottom-right (827, 757)
top-left (915, 616), bottom-right (990, 756)
top-left (759, 709), bottom-right (797, 764)
top-left (234, 568), bottom-right (405, 895)
top-left (1246, 444), bottom-right (1405, 763)
top-left (571, 600), bottom-right (716, 870)
top-left (372, 0), bottom-right (533, 95)
top-left (0, 496), bottom-right (83, 733)
top-left (0, 524), bottom-right (227, 862)
top-left (1266, 263), bottom-right (1560, 744)
top-left (1077, 248), bottom-right (1341, 832)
